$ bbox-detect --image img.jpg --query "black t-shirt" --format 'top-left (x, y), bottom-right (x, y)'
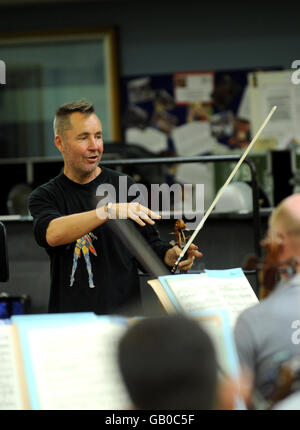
top-left (29, 166), bottom-right (171, 315)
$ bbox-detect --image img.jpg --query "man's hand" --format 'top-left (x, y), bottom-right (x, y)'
top-left (164, 243), bottom-right (203, 271)
top-left (105, 202), bottom-right (161, 227)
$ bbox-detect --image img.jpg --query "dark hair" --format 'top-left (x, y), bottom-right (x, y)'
top-left (53, 99), bottom-right (95, 135)
top-left (118, 314), bottom-right (218, 410)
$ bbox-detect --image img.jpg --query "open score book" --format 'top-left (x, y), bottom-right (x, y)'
top-left (148, 268), bottom-right (259, 327)
top-left (0, 313), bottom-right (132, 410)
top-left (0, 309), bottom-right (245, 411)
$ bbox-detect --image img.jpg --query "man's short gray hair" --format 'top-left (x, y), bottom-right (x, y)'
top-left (53, 99), bottom-right (95, 136)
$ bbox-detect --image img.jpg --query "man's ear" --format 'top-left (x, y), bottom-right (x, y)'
top-left (54, 135), bottom-right (64, 153)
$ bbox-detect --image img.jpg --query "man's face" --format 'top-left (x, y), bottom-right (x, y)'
top-left (57, 112), bottom-right (103, 181)
top-left (268, 221), bottom-right (293, 262)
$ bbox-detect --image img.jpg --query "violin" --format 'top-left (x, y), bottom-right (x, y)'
top-left (170, 219), bottom-right (190, 273)
top-left (251, 354), bottom-right (300, 410)
top-left (243, 236), bottom-right (298, 300)
top-left (268, 355), bottom-right (300, 409)
top-left (174, 219), bottom-right (188, 250)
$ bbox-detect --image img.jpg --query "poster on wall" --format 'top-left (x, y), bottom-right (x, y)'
top-left (248, 70), bottom-right (300, 150)
top-left (173, 71), bottom-right (214, 105)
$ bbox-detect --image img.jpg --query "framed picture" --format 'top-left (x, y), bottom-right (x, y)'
top-left (0, 27), bottom-right (121, 158)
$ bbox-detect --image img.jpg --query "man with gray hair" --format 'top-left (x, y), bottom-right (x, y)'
top-left (29, 99), bottom-right (201, 315)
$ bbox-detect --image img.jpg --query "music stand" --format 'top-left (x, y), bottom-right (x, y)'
top-left (106, 219), bottom-right (170, 278)
top-left (0, 221), bottom-right (9, 282)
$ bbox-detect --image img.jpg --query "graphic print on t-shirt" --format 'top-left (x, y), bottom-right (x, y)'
top-left (70, 232), bottom-right (98, 289)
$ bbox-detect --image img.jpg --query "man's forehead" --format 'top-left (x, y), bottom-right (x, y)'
top-left (69, 112), bottom-right (102, 130)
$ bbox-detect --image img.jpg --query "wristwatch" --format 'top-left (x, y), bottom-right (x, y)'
top-left (104, 202), bottom-right (113, 218)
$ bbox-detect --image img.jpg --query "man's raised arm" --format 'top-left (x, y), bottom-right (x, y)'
top-left (46, 203), bottom-right (161, 247)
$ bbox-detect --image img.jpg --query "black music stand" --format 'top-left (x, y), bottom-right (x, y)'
top-left (0, 221), bottom-right (9, 283)
top-left (107, 218), bottom-right (171, 316)
top-left (106, 219), bottom-right (170, 278)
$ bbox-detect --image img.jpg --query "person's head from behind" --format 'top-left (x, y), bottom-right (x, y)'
top-left (53, 99), bottom-right (103, 182)
top-left (118, 314), bottom-right (218, 410)
top-left (267, 193), bottom-right (300, 270)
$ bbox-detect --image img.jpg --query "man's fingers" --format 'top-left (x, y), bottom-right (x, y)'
top-left (111, 203), bottom-right (161, 226)
top-left (129, 203), bottom-right (161, 224)
top-left (187, 243), bottom-right (203, 259)
top-left (139, 211), bottom-right (153, 221)
top-left (128, 208), bottom-right (157, 227)
top-left (178, 256), bottom-right (194, 270)
top-left (129, 211), bottom-right (146, 227)
top-left (147, 209), bottom-right (161, 219)
top-left (188, 249), bottom-right (203, 258)
top-left (140, 205), bottom-right (161, 220)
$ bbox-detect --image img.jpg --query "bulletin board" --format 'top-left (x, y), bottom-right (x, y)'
top-left (120, 67), bottom-right (282, 209)
top-left (121, 68), bottom-right (281, 155)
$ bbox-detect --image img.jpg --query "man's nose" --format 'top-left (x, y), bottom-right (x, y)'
top-left (88, 137), bottom-right (101, 150)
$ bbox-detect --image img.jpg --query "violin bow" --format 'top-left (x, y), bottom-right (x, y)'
top-left (171, 105), bottom-right (277, 273)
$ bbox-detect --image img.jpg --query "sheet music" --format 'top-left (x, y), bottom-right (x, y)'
top-left (194, 313), bottom-right (233, 375)
top-left (0, 325), bottom-right (23, 410)
top-left (27, 321), bottom-right (131, 410)
top-left (192, 311), bottom-right (246, 410)
top-left (165, 275), bottom-right (258, 326)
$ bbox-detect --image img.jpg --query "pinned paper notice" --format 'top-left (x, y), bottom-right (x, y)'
top-left (174, 72), bottom-right (214, 105)
top-left (171, 121), bottom-right (215, 156)
top-left (125, 127), bottom-right (168, 153)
